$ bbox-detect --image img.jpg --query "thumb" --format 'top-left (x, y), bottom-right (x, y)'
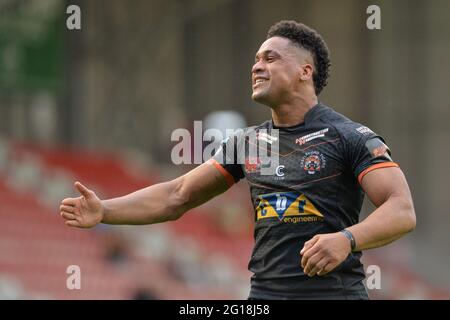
top-left (75, 181), bottom-right (93, 198)
top-left (300, 236), bottom-right (319, 255)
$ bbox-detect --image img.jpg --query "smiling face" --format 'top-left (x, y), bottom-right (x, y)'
top-left (251, 36), bottom-right (314, 108)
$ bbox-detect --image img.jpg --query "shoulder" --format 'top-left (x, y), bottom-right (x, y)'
top-left (315, 105), bottom-right (380, 143)
top-left (231, 120), bottom-right (271, 139)
top-left (249, 120), bottom-right (271, 133)
top-left (219, 121), bottom-right (270, 151)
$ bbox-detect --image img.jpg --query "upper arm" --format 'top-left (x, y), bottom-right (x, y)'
top-left (173, 160), bottom-right (233, 213)
top-left (360, 166), bottom-right (413, 208)
top-left (171, 130), bottom-right (246, 215)
top-left (338, 121), bottom-right (414, 209)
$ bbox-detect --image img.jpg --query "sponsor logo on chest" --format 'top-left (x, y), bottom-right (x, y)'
top-left (295, 128), bottom-right (329, 145)
top-left (256, 192), bottom-right (324, 223)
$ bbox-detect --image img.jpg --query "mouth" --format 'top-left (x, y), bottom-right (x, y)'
top-left (252, 77), bottom-right (269, 89)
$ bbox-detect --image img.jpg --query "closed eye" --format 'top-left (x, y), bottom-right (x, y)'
top-left (255, 49), bottom-right (281, 63)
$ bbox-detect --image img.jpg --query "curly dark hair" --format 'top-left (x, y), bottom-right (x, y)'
top-left (267, 20), bottom-right (331, 95)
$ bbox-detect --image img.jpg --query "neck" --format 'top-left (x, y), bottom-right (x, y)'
top-left (271, 95), bottom-right (318, 127)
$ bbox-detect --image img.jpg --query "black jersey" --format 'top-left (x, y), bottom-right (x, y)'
top-left (209, 103), bottom-right (398, 299)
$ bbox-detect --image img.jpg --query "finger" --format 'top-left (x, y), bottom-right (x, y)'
top-left (62, 198), bottom-right (78, 206)
top-left (61, 211), bottom-right (77, 221)
top-left (65, 220), bottom-right (81, 228)
top-left (303, 252), bottom-right (323, 276)
top-left (301, 241), bottom-right (322, 268)
top-left (75, 181), bottom-right (92, 199)
top-left (317, 262), bottom-right (335, 276)
top-left (60, 205), bottom-right (75, 213)
top-left (300, 235), bottom-right (319, 256)
top-left (306, 257), bottom-right (328, 277)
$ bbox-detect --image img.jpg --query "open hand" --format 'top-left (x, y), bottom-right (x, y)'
top-left (60, 182), bottom-right (104, 228)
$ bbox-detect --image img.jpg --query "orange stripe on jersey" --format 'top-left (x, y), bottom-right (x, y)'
top-left (207, 159), bottom-right (235, 187)
top-left (358, 162), bottom-right (400, 184)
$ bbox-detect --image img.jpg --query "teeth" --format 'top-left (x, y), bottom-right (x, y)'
top-left (255, 79), bottom-right (266, 84)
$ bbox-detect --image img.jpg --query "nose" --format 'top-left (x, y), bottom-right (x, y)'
top-left (252, 60), bottom-right (265, 74)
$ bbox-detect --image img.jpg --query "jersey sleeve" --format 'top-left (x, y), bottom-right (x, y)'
top-left (339, 123), bottom-right (399, 184)
top-left (207, 130), bottom-right (245, 186)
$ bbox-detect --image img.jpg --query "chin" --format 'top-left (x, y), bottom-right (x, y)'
top-left (252, 90), bottom-right (265, 102)
top-left (252, 91), bottom-right (271, 106)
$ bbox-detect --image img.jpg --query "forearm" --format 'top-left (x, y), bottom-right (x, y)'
top-left (347, 195), bottom-right (416, 251)
top-left (100, 162), bottom-right (229, 225)
top-left (101, 179), bottom-right (186, 225)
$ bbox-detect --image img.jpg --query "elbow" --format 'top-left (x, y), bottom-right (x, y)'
top-left (401, 198), bottom-right (416, 233)
top-left (405, 210), bottom-right (416, 233)
top-left (166, 178), bottom-right (190, 221)
top-left (166, 211), bottom-right (183, 222)
top-left (166, 197), bottom-right (188, 222)
top-left (388, 192), bottom-right (416, 234)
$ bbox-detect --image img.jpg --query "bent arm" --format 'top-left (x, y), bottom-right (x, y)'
top-left (346, 167), bottom-right (416, 251)
top-left (102, 160), bottom-right (230, 225)
top-left (299, 166), bottom-right (416, 277)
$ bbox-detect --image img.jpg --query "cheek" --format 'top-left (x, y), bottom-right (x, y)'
top-left (274, 64), bottom-right (295, 79)
top-left (283, 71), bottom-right (300, 90)
top-left (270, 69), bottom-right (295, 90)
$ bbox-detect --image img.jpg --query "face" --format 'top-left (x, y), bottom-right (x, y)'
top-left (251, 36), bottom-right (312, 107)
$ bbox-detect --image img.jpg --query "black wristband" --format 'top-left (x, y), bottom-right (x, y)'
top-left (340, 229), bottom-right (356, 252)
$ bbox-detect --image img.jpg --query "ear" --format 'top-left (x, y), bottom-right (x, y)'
top-left (299, 64), bottom-right (314, 81)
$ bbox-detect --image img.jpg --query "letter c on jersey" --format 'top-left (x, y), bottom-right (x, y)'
top-left (276, 165), bottom-right (285, 177)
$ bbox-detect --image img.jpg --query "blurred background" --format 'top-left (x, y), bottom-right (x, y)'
top-left (0, 0), bottom-right (449, 299)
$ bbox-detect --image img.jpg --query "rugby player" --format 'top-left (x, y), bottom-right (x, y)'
top-left (60, 20), bottom-right (416, 299)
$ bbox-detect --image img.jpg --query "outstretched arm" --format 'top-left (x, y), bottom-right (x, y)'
top-left (300, 167), bottom-right (416, 277)
top-left (59, 161), bottom-right (230, 228)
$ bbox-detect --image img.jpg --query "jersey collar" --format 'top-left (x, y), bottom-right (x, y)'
top-left (269, 102), bottom-right (326, 132)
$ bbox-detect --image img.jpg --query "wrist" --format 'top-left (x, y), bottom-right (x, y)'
top-left (100, 200), bottom-right (108, 223)
top-left (340, 229), bottom-right (357, 252)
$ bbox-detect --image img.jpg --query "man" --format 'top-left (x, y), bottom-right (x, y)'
top-left (60, 21), bottom-right (416, 299)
